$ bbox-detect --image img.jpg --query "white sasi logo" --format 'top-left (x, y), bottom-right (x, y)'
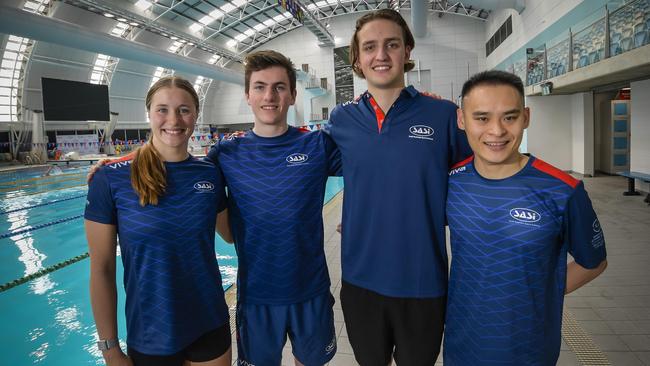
top-left (509, 208), bottom-right (541, 223)
top-left (193, 181), bottom-right (215, 192)
top-left (286, 153), bottom-right (309, 165)
top-left (409, 125), bottom-right (435, 140)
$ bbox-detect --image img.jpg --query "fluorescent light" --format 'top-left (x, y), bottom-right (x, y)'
top-left (104, 13), bottom-right (115, 18)
top-left (209, 9), bottom-right (224, 19)
top-left (254, 23), bottom-right (266, 31)
top-left (234, 33), bottom-right (247, 41)
top-left (199, 15), bottom-right (214, 25)
top-left (226, 40), bottom-right (237, 47)
top-left (232, 0), bottom-right (247, 7)
top-left (244, 29), bottom-right (255, 36)
top-left (130, 22), bottom-right (139, 26)
top-left (220, 3), bottom-right (236, 13)
top-left (117, 17), bottom-right (127, 22)
top-left (263, 19), bottom-right (275, 26)
top-left (135, 0), bottom-right (152, 10)
top-left (189, 23), bottom-right (203, 33)
top-left (170, 36), bottom-right (178, 40)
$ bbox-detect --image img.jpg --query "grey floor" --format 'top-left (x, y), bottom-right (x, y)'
top-left (231, 175), bottom-right (650, 366)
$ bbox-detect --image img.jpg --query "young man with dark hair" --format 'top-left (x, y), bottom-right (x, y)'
top-left (445, 70), bottom-right (607, 365)
top-left (326, 9), bottom-right (471, 365)
top-left (208, 50), bottom-right (340, 366)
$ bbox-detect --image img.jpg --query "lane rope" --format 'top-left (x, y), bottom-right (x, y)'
top-left (0, 215), bottom-right (84, 240)
top-left (0, 252), bottom-right (89, 293)
top-left (0, 195), bottom-right (85, 215)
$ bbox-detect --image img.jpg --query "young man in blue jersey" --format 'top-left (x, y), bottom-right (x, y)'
top-left (445, 70), bottom-right (608, 365)
top-left (207, 50), bottom-right (340, 366)
top-left (326, 9), bottom-right (471, 365)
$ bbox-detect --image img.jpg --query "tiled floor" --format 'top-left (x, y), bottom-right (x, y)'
top-left (230, 175), bottom-right (650, 365)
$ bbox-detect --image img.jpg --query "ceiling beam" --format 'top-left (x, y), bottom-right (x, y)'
top-left (0, 4), bottom-right (244, 85)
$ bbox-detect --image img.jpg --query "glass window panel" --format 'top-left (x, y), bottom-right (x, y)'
top-left (614, 102), bottom-right (628, 115)
top-left (613, 154), bottom-right (627, 166)
top-left (614, 137), bottom-right (628, 149)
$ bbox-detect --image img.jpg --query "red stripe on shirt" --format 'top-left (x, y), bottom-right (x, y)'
top-left (368, 96), bottom-right (385, 132)
top-left (451, 155), bottom-right (474, 170)
top-left (531, 158), bottom-right (579, 188)
top-left (108, 152), bottom-right (135, 164)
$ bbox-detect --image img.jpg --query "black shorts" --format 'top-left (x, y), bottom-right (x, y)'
top-left (340, 281), bottom-right (445, 366)
top-left (127, 322), bottom-right (231, 366)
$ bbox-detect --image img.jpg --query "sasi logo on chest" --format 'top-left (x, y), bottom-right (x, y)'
top-left (509, 208), bottom-right (541, 223)
top-left (286, 153), bottom-right (309, 164)
top-left (408, 125), bottom-right (435, 141)
top-left (409, 125), bottom-right (434, 136)
top-left (193, 181), bottom-right (215, 192)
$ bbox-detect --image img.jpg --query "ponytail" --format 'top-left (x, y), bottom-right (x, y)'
top-left (131, 138), bottom-right (167, 206)
top-left (132, 75), bottom-right (199, 206)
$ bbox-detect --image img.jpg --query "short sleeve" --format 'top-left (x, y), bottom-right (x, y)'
top-left (564, 182), bottom-right (607, 269)
top-left (206, 141), bottom-right (220, 165)
top-left (213, 165), bottom-right (228, 213)
top-left (448, 107), bottom-right (472, 168)
top-left (84, 168), bottom-right (117, 225)
top-left (321, 131), bottom-right (342, 176)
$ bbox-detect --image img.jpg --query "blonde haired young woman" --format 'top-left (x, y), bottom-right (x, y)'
top-left (85, 76), bottom-right (232, 366)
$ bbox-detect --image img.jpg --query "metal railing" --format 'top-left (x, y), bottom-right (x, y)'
top-left (501, 0), bottom-right (650, 86)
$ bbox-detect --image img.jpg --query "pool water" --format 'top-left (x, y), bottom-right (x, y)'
top-left (0, 165), bottom-right (343, 365)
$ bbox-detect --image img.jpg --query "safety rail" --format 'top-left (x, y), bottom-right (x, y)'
top-left (500, 0), bottom-right (649, 86)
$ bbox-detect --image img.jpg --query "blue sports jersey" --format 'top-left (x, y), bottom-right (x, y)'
top-left (444, 155), bottom-right (607, 365)
top-left (84, 155), bottom-right (229, 355)
top-left (207, 127), bottom-right (341, 305)
top-left (326, 86), bottom-right (471, 298)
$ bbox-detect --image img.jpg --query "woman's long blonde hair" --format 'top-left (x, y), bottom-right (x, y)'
top-left (131, 76), bottom-right (199, 206)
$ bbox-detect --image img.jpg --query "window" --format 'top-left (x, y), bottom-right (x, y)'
top-left (486, 16), bottom-right (512, 56)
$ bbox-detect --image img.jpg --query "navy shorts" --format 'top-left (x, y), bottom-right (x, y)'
top-left (236, 291), bottom-right (337, 366)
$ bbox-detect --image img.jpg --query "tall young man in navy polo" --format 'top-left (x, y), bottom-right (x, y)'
top-left (445, 70), bottom-right (607, 365)
top-left (207, 50), bottom-right (340, 366)
top-left (326, 9), bottom-right (471, 365)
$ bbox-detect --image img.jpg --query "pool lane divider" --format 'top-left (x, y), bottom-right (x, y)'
top-left (0, 252), bottom-right (89, 293)
top-left (0, 171), bottom-right (86, 187)
top-left (1, 183), bottom-right (88, 198)
top-left (0, 175), bottom-right (86, 192)
top-left (0, 194), bottom-right (86, 215)
top-left (0, 214), bottom-right (83, 239)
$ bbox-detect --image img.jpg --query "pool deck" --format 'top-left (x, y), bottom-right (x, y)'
top-left (226, 175), bottom-right (650, 365)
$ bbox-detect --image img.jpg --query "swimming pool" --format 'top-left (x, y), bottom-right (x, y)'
top-left (0, 165), bottom-right (343, 365)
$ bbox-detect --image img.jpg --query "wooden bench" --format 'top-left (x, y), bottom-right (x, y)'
top-left (617, 171), bottom-right (650, 204)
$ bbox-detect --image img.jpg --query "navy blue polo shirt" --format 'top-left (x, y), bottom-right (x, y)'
top-left (326, 86), bottom-right (471, 298)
